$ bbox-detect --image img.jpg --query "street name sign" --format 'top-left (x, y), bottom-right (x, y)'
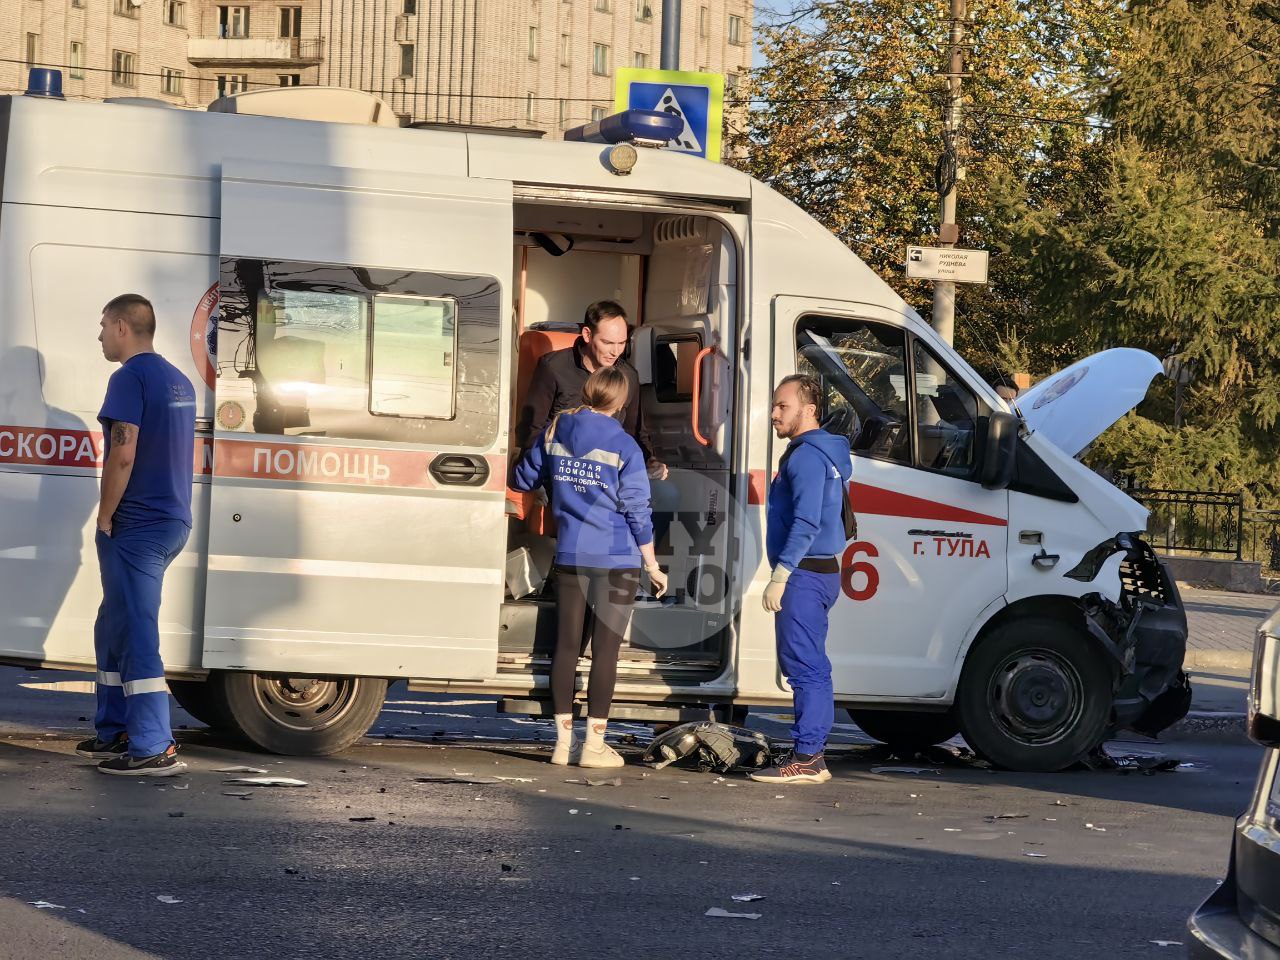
top-left (905, 246), bottom-right (990, 284)
top-left (613, 68), bottom-right (724, 162)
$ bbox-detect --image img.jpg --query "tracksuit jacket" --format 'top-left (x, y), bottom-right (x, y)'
top-left (766, 429), bottom-right (854, 572)
top-left (512, 408), bottom-right (654, 570)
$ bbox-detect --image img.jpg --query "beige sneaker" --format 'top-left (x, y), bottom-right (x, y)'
top-left (578, 741), bottom-right (626, 769)
top-left (550, 739), bottom-right (580, 766)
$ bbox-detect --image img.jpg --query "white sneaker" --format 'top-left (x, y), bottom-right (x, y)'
top-left (578, 742), bottom-right (626, 769)
top-left (550, 739), bottom-right (580, 766)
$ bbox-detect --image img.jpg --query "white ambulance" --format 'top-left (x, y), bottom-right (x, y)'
top-left (0, 80), bottom-right (1190, 771)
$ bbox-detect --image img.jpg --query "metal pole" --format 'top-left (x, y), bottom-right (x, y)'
top-left (661, 0), bottom-right (681, 71)
top-left (931, 0), bottom-right (965, 344)
top-left (1236, 491), bottom-right (1244, 561)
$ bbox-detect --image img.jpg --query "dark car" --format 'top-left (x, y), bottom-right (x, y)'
top-left (1187, 604), bottom-right (1280, 959)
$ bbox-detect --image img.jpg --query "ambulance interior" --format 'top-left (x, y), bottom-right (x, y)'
top-left (501, 203), bottom-right (739, 683)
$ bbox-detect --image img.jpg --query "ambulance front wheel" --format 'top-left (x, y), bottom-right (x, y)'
top-left (212, 671), bottom-right (388, 756)
top-left (955, 617), bottom-right (1112, 772)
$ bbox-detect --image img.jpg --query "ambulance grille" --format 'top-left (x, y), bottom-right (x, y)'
top-left (654, 215), bottom-right (707, 245)
top-left (1119, 542), bottom-right (1169, 606)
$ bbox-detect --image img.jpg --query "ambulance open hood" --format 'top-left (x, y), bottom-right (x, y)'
top-left (1015, 348), bottom-right (1164, 457)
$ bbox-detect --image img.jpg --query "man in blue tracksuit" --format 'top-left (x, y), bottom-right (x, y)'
top-left (750, 375), bottom-right (852, 785)
top-left (76, 294), bottom-right (195, 777)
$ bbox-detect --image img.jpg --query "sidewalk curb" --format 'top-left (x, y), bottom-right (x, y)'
top-left (1161, 710), bottom-right (1249, 744)
top-left (1184, 650), bottom-right (1254, 671)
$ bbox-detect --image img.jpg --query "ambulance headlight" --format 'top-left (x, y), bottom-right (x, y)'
top-left (607, 142), bottom-right (638, 176)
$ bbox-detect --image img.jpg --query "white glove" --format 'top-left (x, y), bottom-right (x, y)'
top-left (762, 566), bottom-right (791, 613)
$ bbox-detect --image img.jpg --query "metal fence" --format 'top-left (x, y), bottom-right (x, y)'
top-left (1126, 488), bottom-right (1244, 560)
top-left (1122, 487), bottom-right (1280, 575)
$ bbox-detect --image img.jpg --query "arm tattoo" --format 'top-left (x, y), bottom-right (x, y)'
top-left (110, 421), bottom-right (132, 447)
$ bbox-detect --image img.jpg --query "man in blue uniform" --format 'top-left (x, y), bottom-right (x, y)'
top-left (750, 375), bottom-right (852, 785)
top-left (75, 294), bottom-right (196, 777)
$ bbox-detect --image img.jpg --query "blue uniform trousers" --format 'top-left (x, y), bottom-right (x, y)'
top-left (93, 519), bottom-right (190, 757)
top-left (775, 568), bottom-right (841, 755)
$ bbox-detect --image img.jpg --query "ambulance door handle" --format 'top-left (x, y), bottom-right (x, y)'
top-left (691, 346), bottom-right (715, 447)
top-left (429, 453), bottom-right (489, 487)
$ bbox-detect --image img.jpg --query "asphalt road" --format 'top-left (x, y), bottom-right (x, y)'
top-left (0, 666), bottom-right (1265, 960)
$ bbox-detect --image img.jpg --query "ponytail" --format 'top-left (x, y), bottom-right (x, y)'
top-left (546, 367), bottom-right (630, 446)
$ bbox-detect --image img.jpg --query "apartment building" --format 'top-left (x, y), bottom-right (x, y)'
top-left (1, 0), bottom-right (201, 105)
top-left (1, 0), bottom-right (751, 142)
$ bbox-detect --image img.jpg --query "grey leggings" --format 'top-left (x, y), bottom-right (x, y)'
top-left (551, 565), bottom-right (640, 717)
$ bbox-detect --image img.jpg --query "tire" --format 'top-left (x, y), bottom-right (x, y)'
top-left (848, 708), bottom-right (960, 752)
top-left (956, 616), bottom-right (1114, 772)
top-left (168, 679), bottom-right (238, 731)
top-left (211, 671), bottom-right (387, 756)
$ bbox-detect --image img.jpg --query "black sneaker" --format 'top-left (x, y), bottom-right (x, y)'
top-left (97, 744), bottom-right (187, 777)
top-left (75, 733), bottom-right (129, 760)
top-left (748, 751), bottom-right (832, 784)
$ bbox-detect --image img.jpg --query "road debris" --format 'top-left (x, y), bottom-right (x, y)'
top-left (222, 791), bottom-right (253, 798)
top-left (28, 901), bottom-right (64, 910)
top-left (1085, 823), bottom-right (1107, 832)
top-left (222, 777), bottom-right (307, 788)
top-left (414, 775), bottom-right (504, 785)
top-left (705, 907), bottom-right (762, 920)
top-left (564, 777), bottom-right (623, 787)
top-left (156, 895), bottom-right (183, 904)
top-left (731, 894), bottom-right (766, 902)
top-left (871, 766), bottom-right (942, 775)
top-left (1149, 941), bottom-right (1183, 947)
top-left (1022, 852), bottom-right (1047, 858)
top-left (985, 814), bottom-right (1028, 822)
top-left (348, 816), bottom-right (377, 822)
top-left (214, 766), bottom-right (268, 774)
top-left (171, 783), bottom-right (189, 790)
top-left (643, 722), bottom-right (771, 773)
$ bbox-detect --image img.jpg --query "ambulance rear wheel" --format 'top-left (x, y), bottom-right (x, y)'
top-left (214, 671), bottom-right (387, 756)
top-left (848, 708), bottom-right (960, 752)
top-left (956, 618), bottom-right (1112, 772)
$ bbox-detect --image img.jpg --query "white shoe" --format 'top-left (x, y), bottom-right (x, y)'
top-left (551, 739), bottom-right (580, 766)
top-left (578, 742), bottom-right (626, 769)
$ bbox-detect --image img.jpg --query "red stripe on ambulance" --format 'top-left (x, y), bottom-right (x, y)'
top-left (213, 437), bottom-right (505, 492)
top-left (0, 424), bottom-right (222, 477)
top-left (746, 469), bottom-right (1006, 527)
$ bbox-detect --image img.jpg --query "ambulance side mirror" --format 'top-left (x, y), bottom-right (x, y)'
top-left (978, 412), bottom-right (1018, 490)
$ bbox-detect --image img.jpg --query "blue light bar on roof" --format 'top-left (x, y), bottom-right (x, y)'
top-left (25, 67), bottom-right (65, 99)
top-left (563, 109), bottom-right (683, 147)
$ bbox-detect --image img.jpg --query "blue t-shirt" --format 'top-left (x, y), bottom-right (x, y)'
top-left (98, 353), bottom-right (197, 528)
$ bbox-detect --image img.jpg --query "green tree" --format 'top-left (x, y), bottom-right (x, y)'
top-left (731, 0), bottom-right (1125, 373)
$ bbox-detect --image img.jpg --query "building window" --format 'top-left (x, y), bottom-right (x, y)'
top-left (592, 42), bottom-right (609, 76)
top-left (633, 50), bottom-right (648, 68)
top-left (558, 98), bottom-right (568, 128)
top-left (279, 73), bottom-right (301, 85)
top-left (528, 25), bottom-right (539, 60)
top-left (525, 92), bottom-right (535, 123)
top-left (161, 67), bottom-right (184, 96)
top-left (728, 13), bottom-right (743, 44)
top-left (725, 70), bottom-right (741, 98)
top-left (111, 50), bottom-right (136, 87)
top-left (69, 41), bottom-right (84, 79)
top-left (165, 0), bottom-right (186, 27)
top-left (25, 33), bottom-right (38, 67)
top-left (698, 5), bottom-right (708, 37)
top-left (558, 33), bottom-right (570, 66)
top-left (635, 0), bottom-right (652, 20)
top-left (216, 73), bottom-right (248, 96)
top-left (113, 0), bottom-right (139, 17)
top-left (218, 5), bottom-right (250, 38)
top-left (279, 6), bottom-right (302, 37)
top-left (399, 43), bottom-right (414, 77)
top-left (594, 0), bottom-right (610, 11)
top-left (403, 0), bottom-right (416, 12)
top-left (71, 0), bottom-right (85, 8)
top-left (591, 105), bottom-right (606, 122)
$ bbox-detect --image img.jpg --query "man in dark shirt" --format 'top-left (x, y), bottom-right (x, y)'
top-left (76, 293), bottom-right (196, 777)
top-left (516, 301), bottom-right (677, 544)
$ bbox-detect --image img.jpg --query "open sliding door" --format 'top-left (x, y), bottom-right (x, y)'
top-left (203, 160), bottom-right (513, 679)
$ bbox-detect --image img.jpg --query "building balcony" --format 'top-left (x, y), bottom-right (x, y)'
top-left (188, 37), bottom-right (324, 66)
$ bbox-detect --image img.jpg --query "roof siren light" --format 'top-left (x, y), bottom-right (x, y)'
top-left (25, 67), bottom-right (65, 100)
top-left (563, 109), bottom-right (683, 148)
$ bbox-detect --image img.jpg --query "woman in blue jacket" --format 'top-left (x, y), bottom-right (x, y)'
top-left (513, 366), bottom-right (668, 768)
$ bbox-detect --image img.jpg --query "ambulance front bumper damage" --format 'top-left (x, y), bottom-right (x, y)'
top-left (1067, 534), bottom-right (1192, 736)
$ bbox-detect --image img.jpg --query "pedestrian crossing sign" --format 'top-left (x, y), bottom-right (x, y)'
top-left (614, 68), bottom-right (725, 162)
